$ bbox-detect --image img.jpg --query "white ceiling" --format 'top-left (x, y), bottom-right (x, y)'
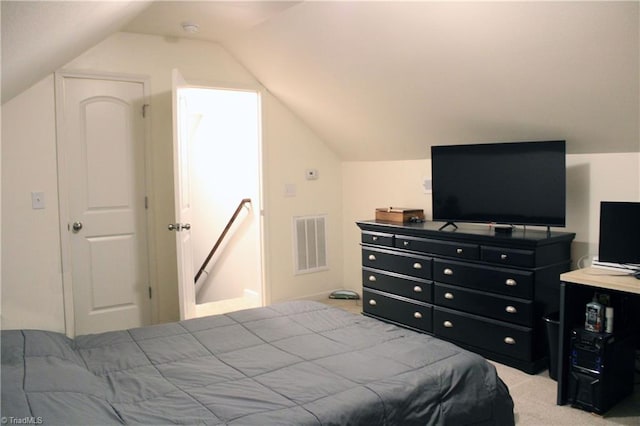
top-left (124, 1), bottom-right (301, 42)
top-left (2, 1), bottom-right (638, 160)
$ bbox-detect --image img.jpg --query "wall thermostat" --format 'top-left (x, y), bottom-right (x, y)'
top-left (305, 169), bottom-right (319, 180)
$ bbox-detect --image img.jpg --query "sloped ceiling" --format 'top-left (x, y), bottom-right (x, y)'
top-left (1, 0), bottom-right (153, 102)
top-left (223, 1), bottom-right (639, 159)
top-left (2, 1), bottom-right (639, 160)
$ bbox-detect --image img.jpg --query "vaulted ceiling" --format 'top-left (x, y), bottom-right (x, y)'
top-left (2, 1), bottom-right (639, 160)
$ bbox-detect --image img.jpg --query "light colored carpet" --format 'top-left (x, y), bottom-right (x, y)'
top-left (323, 298), bottom-right (640, 425)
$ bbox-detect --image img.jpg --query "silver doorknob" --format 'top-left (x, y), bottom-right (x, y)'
top-left (168, 223), bottom-right (192, 231)
top-left (72, 221), bottom-right (83, 232)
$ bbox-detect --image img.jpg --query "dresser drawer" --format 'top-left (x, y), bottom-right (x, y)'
top-left (395, 236), bottom-right (479, 260)
top-left (363, 267), bottom-right (432, 303)
top-left (362, 248), bottom-right (432, 280)
top-left (481, 246), bottom-right (535, 268)
top-left (433, 259), bottom-right (533, 299)
top-left (363, 288), bottom-right (433, 333)
top-left (361, 231), bottom-right (394, 247)
top-left (434, 307), bottom-right (532, 361)
top-left (434, 283), bottom-right (533, 326)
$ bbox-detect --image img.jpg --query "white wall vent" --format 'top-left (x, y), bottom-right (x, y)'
top-left (293, 215), bottom-right (328, 274)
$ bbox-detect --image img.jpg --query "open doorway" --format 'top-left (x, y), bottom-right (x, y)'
top-left (175, 84), bottom-right (264, 318)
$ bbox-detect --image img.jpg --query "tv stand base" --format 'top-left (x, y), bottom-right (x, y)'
top-left (494, 225), bottom-right (513, 234)
top-left (438, 222), bottom-right (458, 231)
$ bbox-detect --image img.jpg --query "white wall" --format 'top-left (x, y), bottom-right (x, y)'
top-left (1, 32), bottom-right (344, 331)
top-left (1, 76), bottom-right (66, 331)
top-left (341, 153), bottom-right (640, 294)
top-left (262, 90), bottom-right (344, 303)
top-left (565, 153), bottom-right (640, 265)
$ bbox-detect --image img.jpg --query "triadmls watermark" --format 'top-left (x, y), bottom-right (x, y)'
top-left (1, 417), bottom-right (44, 425)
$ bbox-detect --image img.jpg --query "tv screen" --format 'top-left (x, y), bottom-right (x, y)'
top-left (598, 201), bottom-right (640, 265)
top-left (431, 141), bottom-right (566, 227)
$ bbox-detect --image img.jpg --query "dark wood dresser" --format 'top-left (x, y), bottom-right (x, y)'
top-left (357, 220), bottom-right (575, 374)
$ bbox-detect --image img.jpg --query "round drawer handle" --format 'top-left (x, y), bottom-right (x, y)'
top-left (368, 299), bottom-right (377, 306)
top-left (444, 268), bottom-right (453, 276)
top-left (505, 278), bottom-right (517, 286)
top-left (505, 306), bottom-right (518, 314)
top-left (414, 312), bottom-right (423, 319)
top-left (368, 275), bottom-right (377, 282)
top-left (443, 320), bottom-right (453, 328)
top-left (403, 241), bottom-right (410, 246)
top-left (413, 262), bottom-right (422, 270)
top-left (504, 337), bottom-right (516, 345)
top-left (456, 248), bottom-right (463, 254)
top-left (372, 236), bottom-right (378, 241)
top-left (413, 286), bottom-right (423, 293)
top-left (501, 254), bottom-right (508, 260)
top-left (444, 292), bottom-right (454, 300)
top-left (368, 254), bottom-right (376, 261)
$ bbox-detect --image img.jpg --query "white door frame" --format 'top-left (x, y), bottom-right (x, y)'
top-left (55, 70), bottom-right (158, 337)
top-left (172, 73), bottom-right (268, 318)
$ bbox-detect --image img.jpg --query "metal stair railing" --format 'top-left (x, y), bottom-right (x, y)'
top-left (195, 198), bottom-right (252, 284)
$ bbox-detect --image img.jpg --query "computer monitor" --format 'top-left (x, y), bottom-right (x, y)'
top-left (598, 201), bottom-right (640, 266)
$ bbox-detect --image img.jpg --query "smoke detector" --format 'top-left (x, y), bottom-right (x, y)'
top-left (181, 22), bottom-right (199, 34)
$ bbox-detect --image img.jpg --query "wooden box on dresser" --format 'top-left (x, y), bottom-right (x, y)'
top-left (357, 220), bottom-right (575, 374)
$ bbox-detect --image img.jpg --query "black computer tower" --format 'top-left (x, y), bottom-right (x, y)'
top-left (567, 328), bottom-right (636, 414)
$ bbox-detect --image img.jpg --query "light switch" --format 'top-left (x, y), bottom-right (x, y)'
top-left (284, 183), bottom-right (296, 197)
top-left (422, 178), bottom-right (432, 194)
top-left (31, 192), bottom-right (45, 209)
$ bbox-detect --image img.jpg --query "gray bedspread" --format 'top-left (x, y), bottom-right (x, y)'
top-left (1, 301), bottom-right (514, 425)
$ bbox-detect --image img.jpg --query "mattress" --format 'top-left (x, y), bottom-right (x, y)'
top-left (1, 300), bottom-right (514, 425)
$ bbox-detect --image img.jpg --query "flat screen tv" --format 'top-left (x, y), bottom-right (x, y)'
top-left (431, 140), bottom-right (566, 228)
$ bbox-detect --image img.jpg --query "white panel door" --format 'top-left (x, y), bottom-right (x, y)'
top-left (172, 69), bottom-right (196, 320)
top-left (59, 75), bottom-right (151, 335)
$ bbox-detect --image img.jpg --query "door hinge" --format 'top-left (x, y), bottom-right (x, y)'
top-left (142, 104), bottom-right (150, 118)
top-left (145, 196), bottom-right (149, 210)
top-left (148, 286), bottom-right (152, 299)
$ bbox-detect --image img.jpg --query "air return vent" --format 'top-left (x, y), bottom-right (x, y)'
top-left (293, 215), bottom-right (328, 274)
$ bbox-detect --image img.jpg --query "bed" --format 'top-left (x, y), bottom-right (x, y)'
top-left (1, 300), bottom-right (514, 425)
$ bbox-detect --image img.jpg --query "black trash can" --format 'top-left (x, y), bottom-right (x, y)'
top-left (543, 311), bottom-right (560, 381)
